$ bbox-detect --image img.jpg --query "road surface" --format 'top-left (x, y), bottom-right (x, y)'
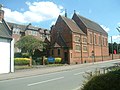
top-left (0, 59), bottom-right (120, 90)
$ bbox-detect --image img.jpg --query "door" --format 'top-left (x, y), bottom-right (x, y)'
top-left (64, 52), bottom-right (69, 64)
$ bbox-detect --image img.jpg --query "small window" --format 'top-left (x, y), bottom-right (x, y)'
top-left (52, 50), bottom-right (54, 55)
top-left (75, 36), bottom-right (80, 42)
top-left (58, 49), bottom-right (60, 55)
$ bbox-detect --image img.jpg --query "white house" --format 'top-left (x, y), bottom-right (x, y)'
top-left (0, 7), bottom-right (14, 74)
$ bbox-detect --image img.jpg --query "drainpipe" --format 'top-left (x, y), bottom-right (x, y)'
top-left (80, 35), bottom-right (83, 64)
top-left (10, 39), bottom-right (12, 73)
top-left (93, 32), bottom-right (95, 62)
top-left (101, 34), bottom-right (103, 61)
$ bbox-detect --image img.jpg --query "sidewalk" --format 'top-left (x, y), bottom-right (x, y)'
top-left (0, 59), bottom-right (119, 81)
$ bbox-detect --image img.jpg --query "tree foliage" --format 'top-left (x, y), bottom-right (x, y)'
top-left (109, 42), bottom-right (120, 54)
top-left (81, 69), bottom-right (120, 90)
top-left (15, 35), bottom-right (46, 56)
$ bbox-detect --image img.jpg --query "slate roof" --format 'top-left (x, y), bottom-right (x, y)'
top-left (0, 19), bottom-right (12, 39)
top-left (8, 22), bottom-right (50, 34)
top-left (52, 33), bottom-right (67, 48)
top-left (60, 15), bottom-right (85, 35)
top-left (75, 14), bottom-right (108, 36)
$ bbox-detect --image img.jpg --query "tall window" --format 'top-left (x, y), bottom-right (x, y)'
top-left (75, 44), bottom-right (81, 51)
top-left (83, 46), bottom-right (87, 52)
top-left (105, 38), bottom-right (107, 46)
top-left (102, 37), bottom-right (104, 46)
top-left (94, 35), bottom-right (97, 44)
top-left (90, 33), bottom-right (92, 43)
top-left (58, 49), bottom-right (60, 55)
top-left (83, 37), bottom-right (87, 43)
top-left (98, 36), bottom-right (101, 45)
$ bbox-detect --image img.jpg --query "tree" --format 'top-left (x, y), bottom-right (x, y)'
top-left (109, 42), bottom-right (120, 54)
top-left (15, 35), bottom-right (46, 57)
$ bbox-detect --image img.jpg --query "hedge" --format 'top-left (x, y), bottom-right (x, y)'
top-left (81, 69), bottom-right (120, 90)
top-left (14, 58), bottom-right (31, 65)
top-left (55, 58), bottom-right (62, 63)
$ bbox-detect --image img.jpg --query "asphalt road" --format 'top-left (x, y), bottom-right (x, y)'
top-left (0, 60), bottom-right (120, 90)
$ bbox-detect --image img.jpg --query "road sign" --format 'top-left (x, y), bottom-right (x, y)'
top-left (48, 57), bottom-right (55, 63)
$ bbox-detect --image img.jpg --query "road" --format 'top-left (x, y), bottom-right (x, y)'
top-left (0, 59), bottom-right (120, 90)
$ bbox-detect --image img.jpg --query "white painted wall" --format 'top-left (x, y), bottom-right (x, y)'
top-left (0, 38), bottom-right (14, 74)
top-left (11, 39), bottom-right (14, 72)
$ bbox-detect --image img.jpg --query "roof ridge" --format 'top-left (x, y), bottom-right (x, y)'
top-left (60, 15), bottom-right (85, 35)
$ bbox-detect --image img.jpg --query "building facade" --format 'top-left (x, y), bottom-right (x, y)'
top-left (8, 22), bottom-right (50, 52)
top-left (0, 8), bottom-right (14, 74)
top-left (50, 12), bottom-right (109, 64)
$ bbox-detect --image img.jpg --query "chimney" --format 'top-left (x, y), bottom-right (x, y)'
top-left (0, 4), bottom-right (4, 21)
top-left (65, 9), bottom-right (67, 17)
top-left (74, 10), bottom-right (76, 14)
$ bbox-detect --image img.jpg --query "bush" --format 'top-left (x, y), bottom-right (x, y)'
top-left (33, 57), bottom-right (43, 65)
top-left (14, 58), bottom-right (30, 65)
top-left (22, 53), bottom-right (30, 58)
top-left (44, 58), bottom-right (48, 65)
top-left (14, 52), bottom-right (22, 58)
top-left (81, 69), bottom-right (120, 90)
top-left (55, 58), bottom-right (62, 64)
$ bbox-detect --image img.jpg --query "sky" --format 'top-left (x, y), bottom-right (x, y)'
top-left (1, 0), bottom-right (120, 43)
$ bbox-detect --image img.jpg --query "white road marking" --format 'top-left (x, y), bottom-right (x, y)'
top-left (74, 70), bottom-right (92, 75)
top-left (74, 72), bottom-right (84, 75)
top-left (27, 77), bottom-right (64, 86)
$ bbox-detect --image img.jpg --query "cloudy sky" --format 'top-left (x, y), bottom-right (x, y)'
top-left (1, 0), bottom-right (120, 43)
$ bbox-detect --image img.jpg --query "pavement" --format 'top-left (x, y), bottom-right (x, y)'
top-left (0, 59), bottom-right (119, 81)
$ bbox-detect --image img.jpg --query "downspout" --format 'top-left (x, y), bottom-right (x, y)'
top-left (93, 32), bottom-right (95, 62)
top-left (10, 39), bottom-right (12, 73)
top-left (101, 34), bottom-right (103, 61)
top-left (80, 35), bottom-right (83, 64)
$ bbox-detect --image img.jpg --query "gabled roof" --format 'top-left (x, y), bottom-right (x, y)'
top-left (60, 15), bottom-right (85, 35)
top-left (52, 32), bottom-right (67, 48)
top-left (74, 13), bottom-right (108, 36)
top-left (0, 19), bottom-right (12, 39)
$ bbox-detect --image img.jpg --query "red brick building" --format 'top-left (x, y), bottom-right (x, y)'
top-left (50, 12), bottom-right (109, 64)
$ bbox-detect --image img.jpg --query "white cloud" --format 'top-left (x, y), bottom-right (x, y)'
top-left (117, 22), bottom-right (120, 26)
top-left (112, 35), bottom-right (120, 40)
top-left (108, 35), bottom-right (120, 43)
top-left (100, 25), bottom-right (110, 32)
top-left (50, 20), bottom-right (56, 26)
top-left (3, 1), bottom-right (64, 24)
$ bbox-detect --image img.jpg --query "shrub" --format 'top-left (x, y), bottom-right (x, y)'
top-left (81, 69), bottom-right (120, 90)
top-left (14, 58), bottom-right (30, 65)
top-left (44, 58), bottom-right (48, 65)
top-left (33, 57), bottom-right (43, 65)
top-left (14, 52), bottom-right (22, 58)
top-left (55, 58), bottom-right (62, 64)
top-left (22, 53), bottom-right (30, 58)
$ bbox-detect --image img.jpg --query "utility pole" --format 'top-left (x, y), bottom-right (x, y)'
top-left (116, 27), bottom-right (120, 58)
top-left (111, 36), bottom-right (113, 60)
